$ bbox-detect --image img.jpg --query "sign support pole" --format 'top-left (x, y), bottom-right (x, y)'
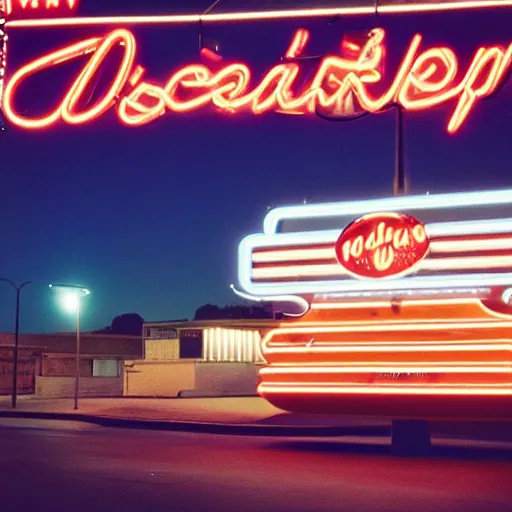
top-left (393, 105), bottom-right (406, 196)
top-left (391, 107), bottom-right (432, 453)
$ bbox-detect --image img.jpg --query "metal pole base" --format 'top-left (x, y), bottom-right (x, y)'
top-left (391, 420), bottom-right (431, 456)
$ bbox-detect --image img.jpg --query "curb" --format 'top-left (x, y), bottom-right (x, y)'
top-left (0, 410), bottom-right (391, 437)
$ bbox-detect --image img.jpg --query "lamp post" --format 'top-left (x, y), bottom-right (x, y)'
top-left (0, 279), bottom-right (40, 408)
top-left (50, 285), bottom-right (90, 410)
top-left (0, 279), bottom-right (90, 408)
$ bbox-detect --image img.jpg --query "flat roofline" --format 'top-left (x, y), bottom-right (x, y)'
top-left (144, 318), bottom-right (279, 329)
top-left (0, 332), bottom-right (141, 339)
top-left (42, 353), bottom-right (137, 359)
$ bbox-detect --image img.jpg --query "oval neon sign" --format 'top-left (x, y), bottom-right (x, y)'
top-left (335, 212), bottom-right (429, 279)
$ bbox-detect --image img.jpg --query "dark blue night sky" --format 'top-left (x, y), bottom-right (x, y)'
top-left (0, 0), bottom-right (511, 333)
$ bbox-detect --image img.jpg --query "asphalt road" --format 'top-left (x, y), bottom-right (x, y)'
top-left (1, 419), bottom-right (511, 512)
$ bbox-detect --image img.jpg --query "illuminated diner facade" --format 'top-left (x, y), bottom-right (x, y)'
top-left (143, 319), bottom-right (275, 364)
top-left (235, 189), bottom-right (512, 419)
top-left (1, 0), bottom-right (512, 408)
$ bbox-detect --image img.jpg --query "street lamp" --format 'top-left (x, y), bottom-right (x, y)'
top-left (0, 279), bottom-right (89, 408)
top-left (0, 279), bottom-right (41, 408)
top-left (50, 284), bottom-right (90, 410)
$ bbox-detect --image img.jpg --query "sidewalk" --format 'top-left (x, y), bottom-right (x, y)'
top-left (1, 396), bottom-right (511, 442)
top-left (0, 395), bottom-right (389, 436)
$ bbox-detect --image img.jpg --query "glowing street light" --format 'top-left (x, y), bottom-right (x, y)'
top-left (0, 279), bottom-right (88, 408)
top-left (0, 278), bottom-right (43, 408)
top-left (49, 284), bottom-right (90, 410)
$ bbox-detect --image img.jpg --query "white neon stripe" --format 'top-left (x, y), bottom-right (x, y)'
top-left (267, 343), bottom-right (512, 351)
top-left (315, 288), bottom-right (490, 300)
top-left (253, 247), bottom-right (335, 263)
top-left (263, 189), bottom-right (512, 235)
top-left (310, 297), bottom-right (490, 309)
top-left (262, 316), bottom-right (512, 353)
top-left (4, 7), bottom-right (372, 28)
top-left (239, 219), bottom-right (512, 298)
top-left (266, 343), bottom-right (512, 355)
top-left (431, 238), bottom-right (512, 253)
top-left (266, 321), bottom-right (512, 338)
top-left (261, 365), bottom-right (512, 374)
top-left (251, 237), bottom-right (512, 264)
top-left (379, 0), bottom-right (512, 14)
top-left (253, 263), bottom-right (345, 279)
top-left (204, 6), bottom-right (373, 21)
top-left (265, 343), bottom-right (512, 355)
top-left (258, 384), bottom-right (512, 396)
top-left (6, 15), bottom-right (201, 28)
top-left (230, 284), bottom-right (309, 317)
top-left (240, 218), bottom-right (512, 287)
top-left (261, 381), bottom-right (511, 388)
top-left (422, 256), bottom-right (512, 270)
top-left (7, 1), bottom-right (511, 29)
top-left (267, 339), bottom-right (512, 350)
top-left (251, 256), bottom-right (512, 280)
top-left (290, 344), bottom-right (512, 352)
top-left (247, 219), bottom-right (512, 255)
top-left (426, 218), bottom-right (512, 237)
top-left (241, 272), bottom-right (512, 297)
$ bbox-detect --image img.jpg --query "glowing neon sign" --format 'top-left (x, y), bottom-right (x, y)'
top-left (235, 190), bottom-right (512, 416)
top-left (3, 0), bottom-right (78, 16)
top-left (256, 298), bottom-right (512, 418)
top-left (2, 27), bottom-right (511, 132)
top-left (236, 189), bottom-right (512, 303)
top-left (335, 213), bottom-right (429, 279)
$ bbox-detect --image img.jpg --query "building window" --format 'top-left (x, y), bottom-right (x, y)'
top-left (92, 360), bottom-right (120, 377)
top-left (146, 328), bottom-right (178, 339)
top-left (179, 330), bottom-right (203, 359)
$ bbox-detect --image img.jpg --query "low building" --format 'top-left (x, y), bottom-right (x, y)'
top-left (0, 332), bottom-right (142, 398)
top-left (124, 318), bottom-right (280, 397)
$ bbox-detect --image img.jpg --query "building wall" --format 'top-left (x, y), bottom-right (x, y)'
top-left (144, 339), bottom-right (179, 360)
top-left (41, 354), bottom-right (93, 377)
top-left (35, 376), bottom-right (123, 398)
top-left (123, 360), bottom-right (195, 397)
top-left (0, 332), bottom-right (143, 358)
top-left (0, 331), bottom-right (142, 396)
top-left (0, 347), bottom-right (41, 395)
top-left (195, 362), bottom-right (260, 396)
top-left (123, 360), bottom-right (260, 397)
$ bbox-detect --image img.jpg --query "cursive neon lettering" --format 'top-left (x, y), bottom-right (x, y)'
top-left (398, 47), bottom-right (459, 109)
top-left (3, 28), bottom-right (511, 133)
top-left (448, 45), bottom-right (512, 132)
top-left (412, 225), bottom-right (427, 243)
top-left (285, 28), bottom-right (310, 60)
top-left (338, 218), bottom-right (429, 275)
top-left (374, 245), bottom-right (394, 271)
top-left (2, 36), bottom-right (102, 128)
top-left (61, 29), bottom-right (135, 125)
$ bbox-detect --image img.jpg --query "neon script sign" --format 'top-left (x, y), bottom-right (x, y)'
top-left (2, 0), bottom-right (78, 16)
top-left (3, 27), bottom-right (512, 132)
top-left (335, 213), bottom-right (429, 279)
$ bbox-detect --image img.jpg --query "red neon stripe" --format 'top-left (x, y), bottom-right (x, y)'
top-left (251, 232), bottom-right (512, 256)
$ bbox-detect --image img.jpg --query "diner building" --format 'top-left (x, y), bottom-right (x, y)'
top-left (123, 318), bottom-right (280, 397)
